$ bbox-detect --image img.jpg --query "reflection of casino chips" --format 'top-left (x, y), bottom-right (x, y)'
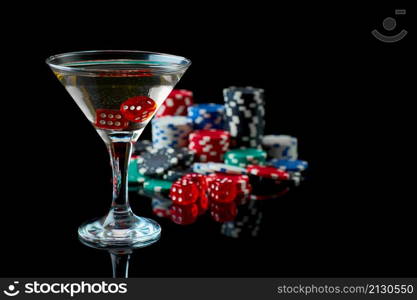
top-left (151, 197), bottom-right (172, 218)
top-left (155, 89), bottom-right (193, 118)
top-left (262, 135), bottom-right (298, 160)
top-left (188, 129), bottom-right (230, 162)
top-left (224, 148), bottom-right (267, 168)
top-left (133, 140), bottom-right (152, 156)
top-left (289, 172), bottom-right (303, 187)
top-left (268, 159), bottom-right (308, 172)
top-left (152, 116), bottom-right (193, 149)
top-left (223, 86), bottom-right (265, 148)
top-left (188, 103), bottom-right (225, 130)
top-left (248, 188), bottom-right (290, 200)
top-left (220, 199), bottom-right (263, 238)
top-left (248, 174), bottom-right (289, 196)
top-left (137, 148), bottom-right (179, 176)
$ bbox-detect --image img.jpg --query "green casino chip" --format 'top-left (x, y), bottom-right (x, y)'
top-left (143, 178), bottom-right (173, 193)
top-left (224, 148), bottom-right (267, 167)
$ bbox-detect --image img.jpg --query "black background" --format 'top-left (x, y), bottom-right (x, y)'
top-left (1, 2), bottom-right (414, 277)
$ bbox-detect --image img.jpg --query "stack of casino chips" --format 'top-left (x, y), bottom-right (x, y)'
top-left (155, 89), bottom-right (193, 118)
top-left (223, 86), bottom-right (265, 148)
top-left (125, 86), bottom-right (310, 230)
top-left (152, 116), bottom-right (193, 149)
top-left (224, 148), bottom-right (267, 168)
top-left (187, 103), bottom-right (225, 129)
top-left (188, 130), bottom-right (230, 162)
top-left (262, 135), bottom-right (298, 160)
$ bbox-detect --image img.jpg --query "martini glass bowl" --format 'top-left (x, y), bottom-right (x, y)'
top-left (46, 50), bottom-right (191, 248)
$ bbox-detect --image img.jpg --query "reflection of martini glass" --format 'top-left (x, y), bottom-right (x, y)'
top-left (46, 50), bottom-right (191, 248)
top-left (80, 237), bottom-right (134, 278)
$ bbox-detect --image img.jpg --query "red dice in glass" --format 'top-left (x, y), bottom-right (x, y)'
top-left (120, 96), bottom-right (157, 123)
top-left (95, 109), bottom-right (129, 130)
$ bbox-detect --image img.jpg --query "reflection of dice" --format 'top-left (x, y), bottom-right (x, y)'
top-left (210, 202), bottom-right (237, 223)
top-left (170, 203), bottom-right (198, 225)
top-left (95, 109), bottom-right (129, 130)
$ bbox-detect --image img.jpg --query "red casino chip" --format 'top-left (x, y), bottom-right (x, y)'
top-left (188, 130), bottom-right (231, 162)
top-left (189, 129), bottom-right (231, 141)
top-left (155, 89), bottom-right (194, 118)
top-left (246, 165), bottom-right (290, 180)
top-left (120, 96), bottom-right (157, 123)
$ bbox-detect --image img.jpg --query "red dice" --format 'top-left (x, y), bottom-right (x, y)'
top-left (169, 178), bottom-right (199, 205)
top-left (206, 173), bottom-right (252, 204)
top-left (181, 173), bottom-right (209, 213)
top-left (197, 192), bottom-right (209, 215)
top-left (210, 202), bottom-right (237, 222)
top-left (95, 109), bottom-right (129, 130)
top-left (170, 203), bottom-right (198, 225)
top-left (208, 177), bottom-right (237, 204)
top-left (120, 96), bottom-right (157, 123)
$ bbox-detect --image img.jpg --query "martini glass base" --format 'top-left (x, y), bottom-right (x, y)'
top-left (78, 214), bottom-right (161, 249)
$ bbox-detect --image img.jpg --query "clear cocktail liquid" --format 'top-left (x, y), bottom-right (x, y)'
top-left (54, 60), bottom-right (185, 142)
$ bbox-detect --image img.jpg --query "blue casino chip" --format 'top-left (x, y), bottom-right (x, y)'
top-left (187, 103), bottom-right (225, 130)
top-left (268, 159), bottom-right (308, 172)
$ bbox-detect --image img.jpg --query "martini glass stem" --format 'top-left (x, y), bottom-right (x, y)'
top-left (107, 141), bottom-right (133, 221)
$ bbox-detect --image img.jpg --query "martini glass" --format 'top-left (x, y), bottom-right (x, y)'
top-left (46, 50), bottom-right (191, 248)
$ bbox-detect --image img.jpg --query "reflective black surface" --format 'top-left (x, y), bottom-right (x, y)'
top-left (2, 3), bottom-right (415, 277)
